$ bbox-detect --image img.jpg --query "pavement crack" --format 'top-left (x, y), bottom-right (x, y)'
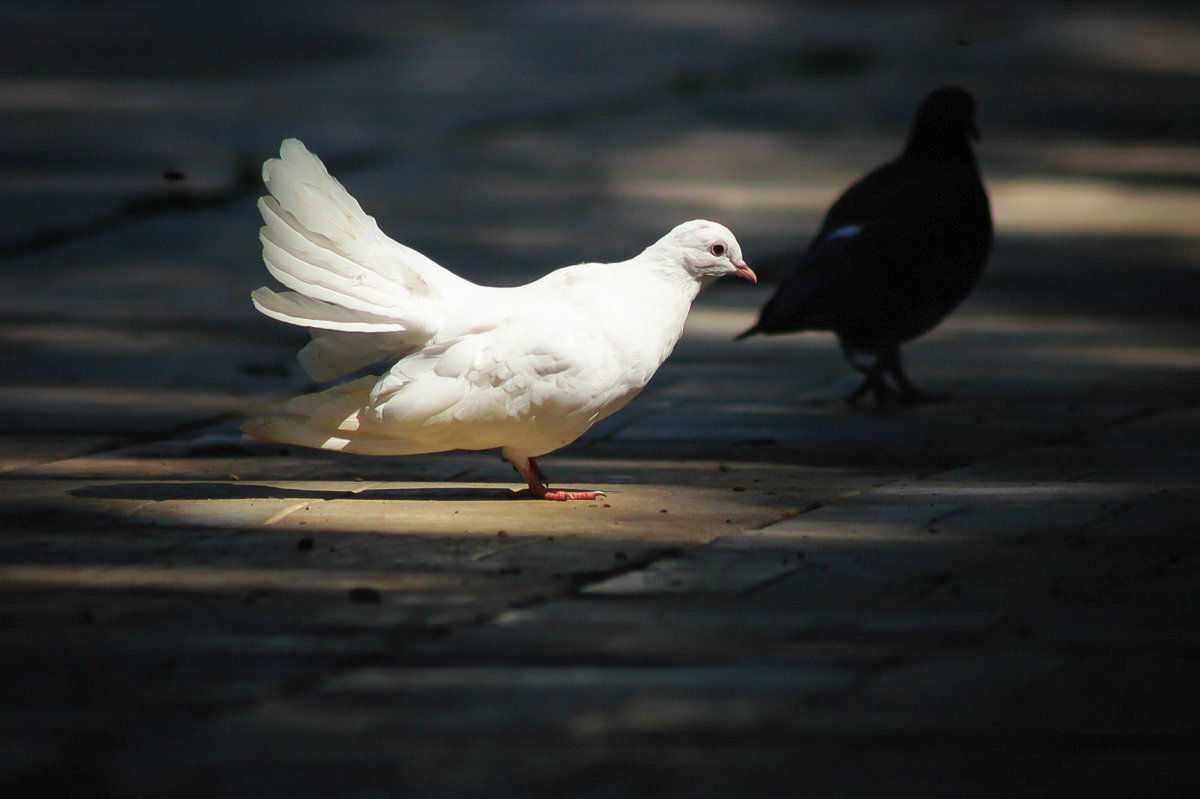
top-left (563, 546), bottom-right (685, 595)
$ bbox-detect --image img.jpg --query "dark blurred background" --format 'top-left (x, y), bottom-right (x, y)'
top-left (3, 0), bottom-right (1198, 282)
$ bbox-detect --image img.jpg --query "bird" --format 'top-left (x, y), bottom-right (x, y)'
top-left (737, 86), bottom-right (992, 404)
top-left (242, 139), bottom-right (756, 500)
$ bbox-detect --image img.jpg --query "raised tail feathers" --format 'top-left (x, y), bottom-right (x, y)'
top-left (252, 139), bottom-right (481, 381)
top-left (258, 139), bottom-right (473, 313)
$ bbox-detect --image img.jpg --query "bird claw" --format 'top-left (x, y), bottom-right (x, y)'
top-left (845, 373), bottom-right (894, 405)
top-left (545, 489), bottom-right (607, 501)
top-left (845, 381), bottom-right (947, 406)
top-left (508, 487), bottom-right (607, 502)
top-left (505, 454), bottom-right (606, 501)
top-left (845, 351), bottom-right (948, 406)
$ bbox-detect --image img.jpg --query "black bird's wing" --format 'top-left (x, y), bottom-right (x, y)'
top-left (811, 159), bottom-right (917, 242)
top-left (738, 159), bottom-right (930, 341)
top-left (738, 216), bottom-right (936, 342)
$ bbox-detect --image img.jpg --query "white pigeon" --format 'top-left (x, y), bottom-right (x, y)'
top-left (243, 139), bottom-right (756, 500)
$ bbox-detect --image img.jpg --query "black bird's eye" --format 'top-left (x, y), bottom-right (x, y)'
top-left (709, 242), bottom-right (727, 257)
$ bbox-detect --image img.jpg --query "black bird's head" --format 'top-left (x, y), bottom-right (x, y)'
top-left (908, 86), bottom-right (979, 148)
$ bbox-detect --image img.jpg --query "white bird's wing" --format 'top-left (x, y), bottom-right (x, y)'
top-left (359, 300), bottom-right (617, 453)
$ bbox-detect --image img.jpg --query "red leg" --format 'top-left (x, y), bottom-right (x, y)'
top-left (505, 452), bottom-right (606, 501)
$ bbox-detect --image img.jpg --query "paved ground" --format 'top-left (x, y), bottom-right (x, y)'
top-left (2, 2), bottom-right (1199, 796)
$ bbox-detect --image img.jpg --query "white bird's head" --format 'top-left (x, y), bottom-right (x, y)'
top-left (652, 220), bottom-right (756, 283)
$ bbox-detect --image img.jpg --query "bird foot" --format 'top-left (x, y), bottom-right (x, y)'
top-left (508, 487), bottom-right (607, 502)
top-left (505, 453), bottom-right (606, 500)
top-left (844, 374), bottom-right (894, 405)
top-left (845, 371), bottom-right (947, 406)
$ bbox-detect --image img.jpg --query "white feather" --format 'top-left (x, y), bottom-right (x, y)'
top-left (250, 287), bottom-right (409, 333)
top-left (297, 330), bottom-right (415, 382)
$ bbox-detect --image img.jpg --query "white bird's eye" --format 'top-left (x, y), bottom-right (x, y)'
top-left (709, 242), bottom-right (727, 257)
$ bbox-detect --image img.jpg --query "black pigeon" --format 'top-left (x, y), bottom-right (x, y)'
top-left (738, 87), bottom-right (992, 404)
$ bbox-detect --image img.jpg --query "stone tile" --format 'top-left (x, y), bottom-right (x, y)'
top-left (582, 545), bottom-right (802, 596)
top-left (0, 435), bottom-right (117, 474)
top-left (834, 646), bottom-right (1066, 732)
top-left (0, 384), bottom-right (263, 436)
top-left (254, 484), bottom-right (791, 543)
top-left (748, 496), bottom-right (968, 542)
top-left (1084, 402), bottom-right (1200, 452)
top-left (415, 595), bottom-right (997, 666)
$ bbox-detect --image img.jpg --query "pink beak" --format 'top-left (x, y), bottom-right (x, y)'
top-left (733, 260), bottom-right (757, 283)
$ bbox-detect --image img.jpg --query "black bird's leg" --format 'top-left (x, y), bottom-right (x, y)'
top-left (879, 345), bottom-right (947, 404)
top-left (845, 363), bottom-right (895, 404)
top-left (841, 342), bottom-right (897, 404)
